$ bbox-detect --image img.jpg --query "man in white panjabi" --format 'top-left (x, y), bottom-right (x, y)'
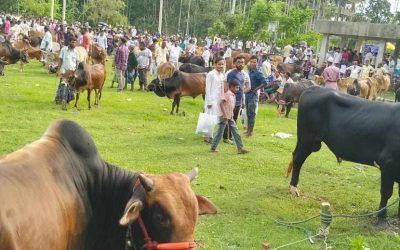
top-left (203, 57), bottom-right (226, 143)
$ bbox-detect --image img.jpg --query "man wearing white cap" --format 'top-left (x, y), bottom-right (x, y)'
top-left (322, 57), bottom-right (340, 90)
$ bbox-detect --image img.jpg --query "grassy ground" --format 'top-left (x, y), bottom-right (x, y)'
top-left (1, 60), bottom-right (400, 250)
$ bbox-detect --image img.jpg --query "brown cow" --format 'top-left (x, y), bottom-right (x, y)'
top-left (0, 40), bottom-right (29, 71)
top-left (148, 71), bottom-right (206, 114)
top-left (89, 43), bottom-right (107, 65)
top-left (276, 63), bottom-right (302, 75)
top-left (0, 119), bottom-right (217, 250)
top-left (13, 38), bottom-right (42, 71)
top-left (68, 62), bottom-right (106, 110)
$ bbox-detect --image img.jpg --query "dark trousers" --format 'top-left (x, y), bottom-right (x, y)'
top-left (138, 68), bottom-right (148, 88)
top-left (223, 106), bottom-right (241, 140)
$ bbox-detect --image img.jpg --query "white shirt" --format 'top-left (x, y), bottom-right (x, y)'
top-left (238, 41), bottom-right (243, 50)
top-left (346, 65), bottom-right (361, 78)
top-left (96, 34), bottom-right (108, 49)
top-left (223, 47), bottom-right (232, 59)
top-left (169, 46), bottom-right (182, 62)
top-left (136, 48), bottom-right (152, 69)
top-left (284, 56), bottom-right (296, 64)
top-left (202, 50), bottom-right (210, 66)
top-left (40, 31), bottom-right (53, 51)
top-left (155, 47), bottom-right (168, 65)
top-left (59, 46), bottom-right (79, 74)
top-left (260, 60), bottom-right (272, 77)
top-left (205, 69), bottom-right (225, 115)
top-left (333, 52), bottom-right (341, 64)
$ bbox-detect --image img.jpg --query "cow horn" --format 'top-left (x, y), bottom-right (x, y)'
top-left (138, 174), bottom-right (154, 192)
top-left (186, 167), bottom-right (199, 182)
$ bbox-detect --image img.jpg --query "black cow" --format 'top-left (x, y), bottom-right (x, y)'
top-left (287, 86), bottom-right (400, 223)
top-left (147, 71), bottom-right (206, 114)
top-left (179, 63), bottom-right (212, 73)
top-left (0, 119), bottom-right (217, 249)
top-left (0, 40), bottom-right (29, 65)
top-left (0, 58), bottom-right (8, 76)
top-left (278, 80), bottom-right (316, 118)
top-left (178, 54), bottom-right (206, 67)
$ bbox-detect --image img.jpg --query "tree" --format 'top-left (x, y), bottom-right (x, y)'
top-left (208, 19), bottom-right (227, 37)
top-left (364, 0), bottom-right (392, 24)
top-left (87, 0), bottom-right (127, 26)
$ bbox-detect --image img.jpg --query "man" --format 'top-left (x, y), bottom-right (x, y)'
top-left (202, 47), bottom-right (211, 67)
top-left (333, 48), bottom-right (342, 67)
top-left (113, 37), bottom-right (129, 92)
top-left (246, 56), bottom-right (266, 137)
top-left (96, 29), bottom-right (108, 50)
top-left (58, 36), bottom-right (79, 76)
top-left (284, 53), bottom-right (297, 64)
top-left (169, 40), bottom-right (182, 67)
top-left (136, 41), bottom-right (152, 91)
top-left (155, 41), bottom-right (168, 66)
top-left (224, 56), bottom-right (251, 143)
top-left (283, 44), bottom-right (293, 61)
top-left (364, 49), bottom-right (373, 65)
top-left (346, 60), bottom-right (361, 79)
top-left (82, 28), bottom-right (91, 52)
top-left (223, 45), bottom-right (232, 59)
top-left (40, 26), bottom-right (53, 64)
top-left (322, 57), bottom-right (340, 90)
top-left (64, 27), bottom-right (74, 47)
top-left (260, 52), bottom-right (272, 78)
top-left (360, 60), bottom-right (374, 78)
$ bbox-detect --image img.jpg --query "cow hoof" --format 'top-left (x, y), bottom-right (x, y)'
top-left (289, 186), bottom-right (300, 196)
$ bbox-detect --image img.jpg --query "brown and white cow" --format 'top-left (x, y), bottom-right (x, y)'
top-left (0, 119), bottom-right (217, 250)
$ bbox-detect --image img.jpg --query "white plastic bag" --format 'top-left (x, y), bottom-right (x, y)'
top-left (195, 112), bottom-right (218, 137)
top-left (240, 108), bottom-right (248, 129)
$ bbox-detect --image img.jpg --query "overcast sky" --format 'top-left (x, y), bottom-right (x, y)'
top-left (389, 0), bottom-right (399, 12)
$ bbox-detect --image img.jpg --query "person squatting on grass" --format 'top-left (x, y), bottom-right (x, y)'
top-left (210, 79), bottom-right (249, 154)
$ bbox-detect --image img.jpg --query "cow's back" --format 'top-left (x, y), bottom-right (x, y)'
top-left (298, 86), bottom-right (400, 165)
top-left (0, 120), bottom-right (103, 250)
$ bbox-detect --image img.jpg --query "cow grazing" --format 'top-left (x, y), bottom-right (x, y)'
top-left (68, 62), bottom-right (106, 110)
top-left (89, 43), bottom-right (107, 65)
top-left (278, 80), bottom-right (316, 118)
top-left (147, 71), bottom-right (206, 114)
top-left (287, 86), bottom-right (400, 223)
top-left (0, 119), bottom-right (217, 250)
top-left (179, 63), bottom-right (212, 73)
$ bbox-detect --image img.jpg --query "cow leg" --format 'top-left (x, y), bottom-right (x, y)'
top-left (288, 139), bottom-right (315, 196)
top-left (170, 100), bottom-right (176, 115)
top-left (377, 170), bottom-right (394, 224)
top-left (74, 92), bottom-right (80, 109)
top-left (175, 95), bottom-right (181, 114)
top-left (87, 90), bottom-right (92, 110)
top-left (94, 89), bottom-right (99, 107)
top-left (285, 100), bottom-right (293, 118)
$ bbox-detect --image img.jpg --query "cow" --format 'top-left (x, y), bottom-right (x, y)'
top-left (287, 86), bottom-right (400, 224)
top-left (13, 38), bottom-right (42, 71)
top-left (89, 43), bottom-right (107, 65)
top-left (157, 61), bottom-right (176, 80)
top-left (276, 63), bottom-right (303, 76)
top-left (0, 40), bottom-right (29, 68)
top-left (179, 63), bottom-right (212, 73)
top-left (68, 62), bottom-right (106, 110)
top-left (0, 57), bottom-right (8, 76)
top-left (0, 119), bottom-right (217, 250)
top-left (147, 71), bottom-right (206, 115)
top-left (278, 80), bottom-right (316, 118)
top-left (179, 52), bottom-right (205, 67)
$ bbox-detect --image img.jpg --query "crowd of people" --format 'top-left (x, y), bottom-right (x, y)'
top-left (1, 13), bottom-right (398, 153)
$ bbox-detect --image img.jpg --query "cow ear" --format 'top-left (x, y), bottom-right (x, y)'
top-left (196, 195), bottom-right (217, 215)
top-left (119, 200), bottom-right (143, 226)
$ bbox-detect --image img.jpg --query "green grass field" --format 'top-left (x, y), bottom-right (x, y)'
top-left (1, 60), bottom-right (400, 250)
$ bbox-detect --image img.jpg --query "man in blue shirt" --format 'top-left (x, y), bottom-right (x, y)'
top-left (246, 55), bottom-right (267, 137)
top-left (224, 55), bottom-right (250, 143)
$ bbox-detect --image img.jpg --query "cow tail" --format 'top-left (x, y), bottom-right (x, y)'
top-left (286, 160), bottom-right (293, 178)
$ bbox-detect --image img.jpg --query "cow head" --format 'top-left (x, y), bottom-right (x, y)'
top-left (20, 49), bottom-right (29, 63)
top-left (120, 168), bottom-right (217, 244)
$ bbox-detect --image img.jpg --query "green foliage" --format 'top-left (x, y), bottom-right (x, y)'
top-left (207, 19), bottom-right (227, 38)
top-left (349, 236), bottom-right (369, 250)
top-left (19, 0), bottom-right (59, 17)
top-left (364, 0), bottom-right (392, 24)
top-left (278, 6), bottom-right (313, 44)
top-left (298, 31), bottom-right (322, 49)
top-left (86, 0), bottom-right (127, 26)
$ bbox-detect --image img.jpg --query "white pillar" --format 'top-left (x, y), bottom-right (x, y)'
top-left (158, 0), bottom-right (163, 35)
top-left (318, 34), bottom-right (330, 66)
top-left (376, 40), bottom-right (386, 66)
top-left (62, 0), bottom-right (66, 24)
top-left (50, 0), bottom-right (55, 21)
top-left (354, 38), bottom-right (363, 53)
top-left (231, 0), bottom-right (236, 14)
top-left (185, 0), bottom-right (191, 35)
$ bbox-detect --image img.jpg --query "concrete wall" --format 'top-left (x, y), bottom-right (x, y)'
top-left (314, 20), bottom-right (400, 40)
